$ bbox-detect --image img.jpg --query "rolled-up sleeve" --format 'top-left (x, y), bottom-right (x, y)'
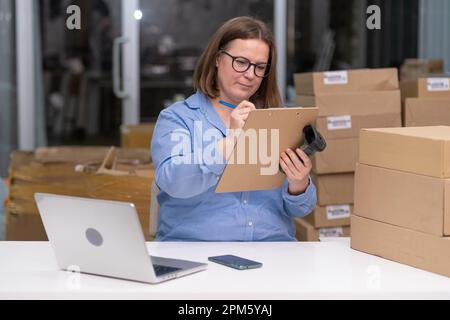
top-left (151, 109), bottom-right (226, 199)
top-left (281, 177), bottom-right (317, 218)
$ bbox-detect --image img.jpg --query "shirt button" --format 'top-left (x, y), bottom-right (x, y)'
top-left (248, 221), bottom-right (253, 226)
top-left (243, 200), bottom-right (248, 205)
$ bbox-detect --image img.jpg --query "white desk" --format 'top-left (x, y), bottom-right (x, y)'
top-left (1, 238), bottom-right (450, 300)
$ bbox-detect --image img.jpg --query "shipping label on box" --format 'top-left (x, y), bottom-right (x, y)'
top-left (427, 78), bottom-right (450, 92)
top-left (316, 113), bottom-right (402, 140)
top-left (294, 68), bottom-right (399, 95)
top-left (295, 218), bottom-right (350, 241)
top-left (326, 205), bottom-right (351, 220)
top-left (323, 71), bottom-right (348, 85)
top-left (401, 78), bottom-right (450, 100)
top-left (297, 91), bottom-right (401, 140)
top-left (327, 115), bottom-right (352, 130)
top-left (304, 205), bottom-right (352, 228)
top-left (319, 227), bottom-right (344, 238)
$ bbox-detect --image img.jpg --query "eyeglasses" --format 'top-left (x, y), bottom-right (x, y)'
top-left (220, 50), bottom-right (270, 78)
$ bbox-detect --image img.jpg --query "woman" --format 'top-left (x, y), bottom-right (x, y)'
top-left (151, 16), bottom-right (316, 241)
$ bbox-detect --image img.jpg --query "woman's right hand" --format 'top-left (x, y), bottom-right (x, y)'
top-left (218, 100), bottom-right (256, 161)
top-left (229, 100), bottom-right (256, 131)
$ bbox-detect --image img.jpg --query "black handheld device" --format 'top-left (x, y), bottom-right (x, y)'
top-left (280, 125), bottom-right (327, 173)
top-left (300, 125), bottom-right (327, 157)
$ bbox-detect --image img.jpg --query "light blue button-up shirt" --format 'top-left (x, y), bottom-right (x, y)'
top-left (151, 91), bottom-right (316, 241)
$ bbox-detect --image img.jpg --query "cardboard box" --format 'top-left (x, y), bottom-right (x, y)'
top-left (6, 149), bottom-right (155, 241)
top-left (351, 215), bottom-right (450, 279)
top-left (294, 68), bottom-right (398, 95)
top-left (403, 98), bottom-right (450, 127)
top-left (6, 202), bottom-right (150, 242)
top-left (295, 218), bottom-right (351, 241)
top-left (401, 78), bottom-right (450, 100)
top-left (313, 137), bottom-right (359, 174)
top-left (359, 126), bottom-right (450, 178)
top-left (121, 123), bottom-right (156, 150)
top-left (312, 173), bottom-right (354, 206)
top-left (5, 210), bottom-right (47, 241)
top-left (315, 113), bottom-right (402, 140)
top-left (354, 163), bottom-right (450, 236)
top-left (304, 205), bottom-right (352, 228)
top-left (297, 91), bottom-right (401, 118)
top-left (298, 91), bottom-right (402, 140)
top-left (34, 147), bottom-right (150, 164)
top-left (400, 59), bottom-right (444, 81)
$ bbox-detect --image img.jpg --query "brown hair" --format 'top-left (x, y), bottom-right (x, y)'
top-left (193, 16), bottom-right (281, 109)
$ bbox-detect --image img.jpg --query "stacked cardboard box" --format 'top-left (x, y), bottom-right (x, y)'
top-left (352, 126), bottom-right (450, 278)
top-left (294, 217), bottom-right (351, 242)
top-left (400, 59), bottom-right (444, 81)
top-left (5, 147), bottom-right (155, 241)
top-left (293, 69), bottom-right (402, 239)
top-left (401, 77), bottom-right (450, 127)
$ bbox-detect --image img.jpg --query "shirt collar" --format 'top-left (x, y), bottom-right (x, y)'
top-left (185, 91), bottom-right (227, 136)
top-left (184, 91), bottom-right (202, 109)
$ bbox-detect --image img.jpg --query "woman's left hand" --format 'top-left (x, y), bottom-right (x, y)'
top-left (280, 148), bottom-right (312, 196)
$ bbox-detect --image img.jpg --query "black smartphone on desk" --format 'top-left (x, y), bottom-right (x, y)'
top-left (208, 255), bottom-right (263, 270)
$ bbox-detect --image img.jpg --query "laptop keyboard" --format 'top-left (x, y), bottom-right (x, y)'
top-left (153, 264), bottom-right (182, 277)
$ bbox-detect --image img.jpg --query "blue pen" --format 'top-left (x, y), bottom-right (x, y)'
top-left (219, 100), bottom-right (237, 109)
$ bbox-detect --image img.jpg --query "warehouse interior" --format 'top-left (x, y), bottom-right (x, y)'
top-left (1, 0), bottom-right (450, 299)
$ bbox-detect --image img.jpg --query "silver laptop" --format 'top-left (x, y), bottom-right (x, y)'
top-left (34, 193), bottom-right (207, 284)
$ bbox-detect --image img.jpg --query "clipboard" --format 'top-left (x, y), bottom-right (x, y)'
top-left (215, 107), bottom-right (319, 193)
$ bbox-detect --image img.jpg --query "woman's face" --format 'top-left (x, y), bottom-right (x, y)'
top-left (216, 39), bottom-right (270, 105)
